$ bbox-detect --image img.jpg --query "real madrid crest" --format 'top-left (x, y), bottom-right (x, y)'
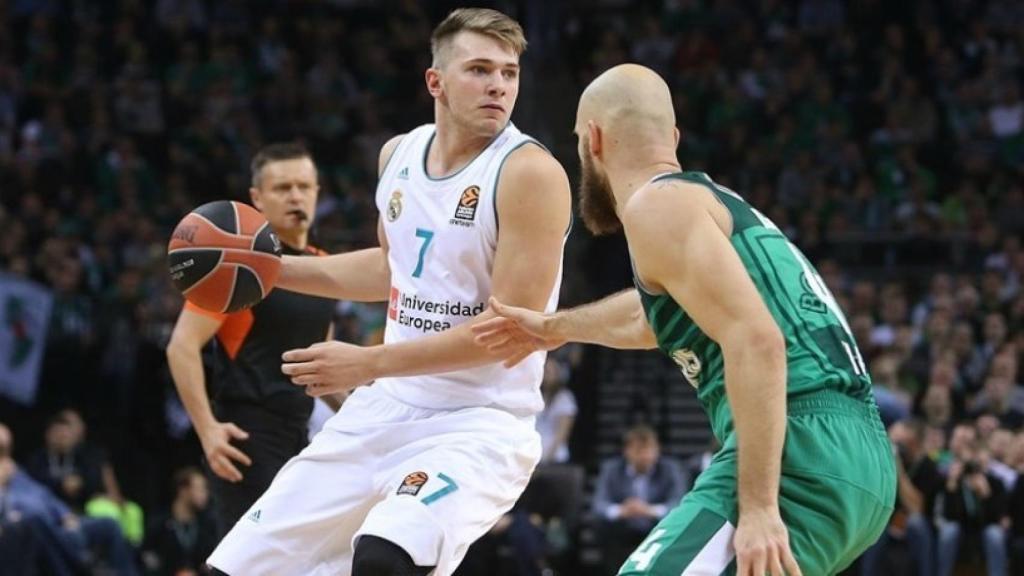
top-left (387, 190), bottom-right (403, 222)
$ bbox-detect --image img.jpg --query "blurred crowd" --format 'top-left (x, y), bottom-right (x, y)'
top-left (1, 0), bottom-right (1024, 573)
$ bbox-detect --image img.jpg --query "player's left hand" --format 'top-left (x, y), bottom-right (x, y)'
top-left (733, 507), bottom-right (803, 576)
top-left (282, 341), bottom-right (375, 396)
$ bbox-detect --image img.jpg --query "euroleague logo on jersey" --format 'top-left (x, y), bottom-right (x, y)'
top-left (396, 471), bottom-right (429, 496)
top-left (449, 185), bottom-right (480, 228)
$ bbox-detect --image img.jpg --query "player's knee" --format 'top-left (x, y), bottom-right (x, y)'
top-left (352, 535), bottom-right (434, 576)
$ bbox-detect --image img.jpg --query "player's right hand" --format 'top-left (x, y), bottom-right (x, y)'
top-left (733, 507), bottom-right (803, 576)
top-left (472, 297), bottom-right (566, 367)
top-left (199, 421), bottom-right (251, 483)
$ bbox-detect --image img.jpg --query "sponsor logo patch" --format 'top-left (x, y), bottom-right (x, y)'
top-left (798, 272), bottom-right (828, 314)
top-left (387, 286), bottom-right (486, 333)
top-left (247, 509), bottom-right (261, 523)
top-left (397, 471), bottom-right (429, 496)
top-left (672, 348), bottom-right (702, 389)
top-left (398, 167), bottom-right (409, 180)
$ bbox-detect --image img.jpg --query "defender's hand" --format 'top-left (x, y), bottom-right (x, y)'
top-left (471, 297), bottom-right (566, 367)
top-left (734, 507), bottom-right (803, 576)
top-left (282, 341), bottom-right (374, 396)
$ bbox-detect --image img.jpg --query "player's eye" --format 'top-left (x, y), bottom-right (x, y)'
top-left (502, 69), bottom-right (518, 80)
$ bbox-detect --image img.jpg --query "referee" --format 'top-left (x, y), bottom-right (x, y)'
top-left (166, 142), bottom-right (341, 531)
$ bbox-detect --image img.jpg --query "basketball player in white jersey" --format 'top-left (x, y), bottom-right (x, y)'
top-left (206, 8), bottom-right (571, 576)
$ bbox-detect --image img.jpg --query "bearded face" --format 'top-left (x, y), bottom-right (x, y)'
top-left (578, 137), bottom-right (621, 235)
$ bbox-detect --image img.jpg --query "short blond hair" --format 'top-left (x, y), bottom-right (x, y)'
top-left (430, 8), bottom-right (527, 68)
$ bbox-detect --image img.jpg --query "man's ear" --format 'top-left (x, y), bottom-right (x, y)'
top-left (249, 187), bottom-right (262, 211)
top-left (587, 120), bottom-right (603, 160)
top-left (426, 68), bottom-right (443, 99)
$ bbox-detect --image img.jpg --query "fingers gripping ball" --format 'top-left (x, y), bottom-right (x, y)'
top-left (167, 200), bottom-right (282, 313)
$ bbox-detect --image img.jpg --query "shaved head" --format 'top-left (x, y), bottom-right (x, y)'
top-left (576, 64), bottom-right (676, 147)
top-left (575, 64), bottom-right (678, 235)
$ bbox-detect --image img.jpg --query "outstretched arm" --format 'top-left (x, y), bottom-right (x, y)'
top-left (272, 135), bottom-right (404, 302)
top-left (275, 223), bottom-right (390, 302)
top-left (472, 289), bottom-right (657, 366)
top-left (625, 180), bottom-right (799, 576)
top-left (554, 289), bottom-right (656, 349)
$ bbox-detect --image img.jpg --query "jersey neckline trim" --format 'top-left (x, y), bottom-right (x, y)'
top-left (650, 170), bottom-right (714, 186)
top-left (420, 122), bottom-right (513, 182)
top-left (648, 171), bottom-right (681, 185)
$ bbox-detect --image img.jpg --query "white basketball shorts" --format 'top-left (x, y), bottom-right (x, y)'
top-left (207, 384), bottom-right (542, 575)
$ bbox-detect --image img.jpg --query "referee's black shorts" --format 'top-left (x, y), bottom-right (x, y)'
top-left (208, 400), bottom-right (309, 533)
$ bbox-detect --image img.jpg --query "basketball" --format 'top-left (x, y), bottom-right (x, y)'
top-left (167, 200), bottom-right (282, 313)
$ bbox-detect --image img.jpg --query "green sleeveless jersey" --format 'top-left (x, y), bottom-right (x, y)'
top-left (635, 172), bottom-right (872, 441)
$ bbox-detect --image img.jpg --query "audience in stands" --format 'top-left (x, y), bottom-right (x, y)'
top-left (0, 423), bottom-right (138, 575)
top-left (861, 419), bottom-right (943, 576)
top-left (1, 0), bottom-right (1024, 573)
top-left (940, 423), bottom-right (1009, 576)
top-left (0, 425), bottom-right (44, 575)
top-left (142, 466), bottom-right (217, 576)
top-left (592, 425), bottom-right (686, 574)
top-left (1008, 457), bottom-right (1024, 572)
top-left (537, 357), bottom-right (578, 465)
top-left (26, 411), bottom-right (106, 513)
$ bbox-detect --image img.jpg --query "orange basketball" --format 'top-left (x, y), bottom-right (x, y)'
top-left (167, 200), bottom-right (282, 313)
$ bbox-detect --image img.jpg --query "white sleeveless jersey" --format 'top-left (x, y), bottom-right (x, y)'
top-left (374, 123), bottom-right (563, 416)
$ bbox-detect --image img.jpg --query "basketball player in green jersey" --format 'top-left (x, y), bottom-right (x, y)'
top-left (472, 64), bottom-right (896, 576)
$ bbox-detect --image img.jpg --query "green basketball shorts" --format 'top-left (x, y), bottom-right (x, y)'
top-left (618, 390), bottom-right (896, 576)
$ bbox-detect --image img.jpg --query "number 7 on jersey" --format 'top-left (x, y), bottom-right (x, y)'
top-left (412, 228), bottom-right (434, 278)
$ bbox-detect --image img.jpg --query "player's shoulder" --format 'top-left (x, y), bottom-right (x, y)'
top-left (623, 174), bottom-right (717, 228)
top-left (636, 174), bottom-right (716, 204)
top-left (493, 140), bottom-right (570, 231)
top-left (378, 133), bottom-right (408, 176)
top-left (497, 140), bottom-right (568, 190)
